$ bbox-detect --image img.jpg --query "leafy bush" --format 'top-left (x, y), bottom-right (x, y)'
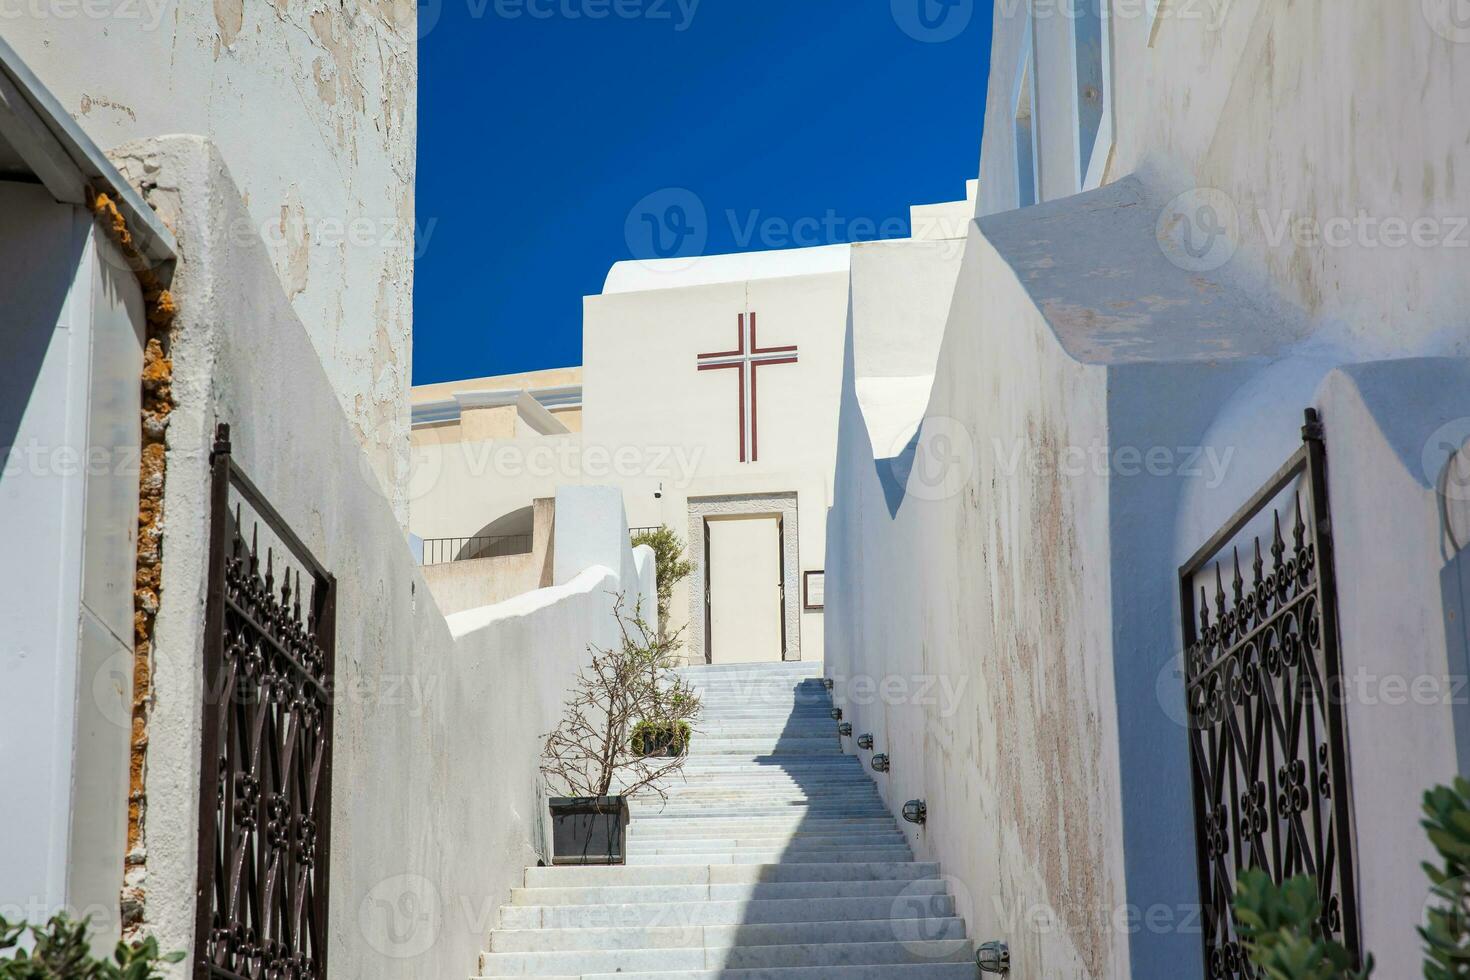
top-left (629, 525), bottom-right (693, 638)
top-left (0, 913), bottom-right (183, 979)
top-left (1233, 869), bottom-right (1372, 979)
top-left (630, 719), bottom-right (692, 757)
top-left (1422, 778), bottom-right (1470, 979)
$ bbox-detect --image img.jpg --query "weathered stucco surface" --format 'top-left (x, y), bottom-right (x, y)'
top-left (8, 1), bottom-right (418, 520)
top-left (979, 0), bottom-right (1470, 360)
top-left (126, 136), bottom-right (646, 980)
top-left (827, 221), bottom-right (1129, 978)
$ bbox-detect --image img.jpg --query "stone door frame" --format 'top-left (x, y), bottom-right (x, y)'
top-left (687, 492), bottom-right (801, 663)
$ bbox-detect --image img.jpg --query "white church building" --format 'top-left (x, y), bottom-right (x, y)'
top-left (407, 184), bottom-right (972, 663)
top-left (4, 2), bottom-right (1469, 979)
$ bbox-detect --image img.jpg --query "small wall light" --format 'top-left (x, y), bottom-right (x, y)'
top-left (902, 800), bottom-right (927, 825)
top-left (871, 753), bottom-right (889, 773)
top-left (857, 733), bottom-right (874, 750)
top-left (838, 722), bottom-right (852, 737)
top-left (822, 677), bottom-right (834, 690)
top-left (977, 941), bottom-right (1010, 974)
top-left (830, 708), bottom-right (843, 720)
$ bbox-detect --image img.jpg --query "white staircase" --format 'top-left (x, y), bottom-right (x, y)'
top-left (475, 660), bottom-right (976, 978)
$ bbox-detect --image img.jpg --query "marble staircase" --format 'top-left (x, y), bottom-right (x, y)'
top-left (475, 660), bottom-right (976, 979)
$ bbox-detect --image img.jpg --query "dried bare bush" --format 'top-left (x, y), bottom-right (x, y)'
top-left (541, 594), bottom-right (701, 801)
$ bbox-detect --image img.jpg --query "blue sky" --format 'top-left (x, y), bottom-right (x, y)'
top-left (412, 0), bottom-right (992, 385)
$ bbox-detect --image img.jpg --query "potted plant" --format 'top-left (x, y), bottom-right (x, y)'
top-left (541, 594), bottom-right (700, 865)
top-left (630, 718), bottom-right (692, 758)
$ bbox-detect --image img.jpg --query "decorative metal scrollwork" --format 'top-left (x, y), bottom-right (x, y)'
top-left (1179, 409), bottom-right (1361, 978)
top-left (195, 424), bottom-right (336, 980)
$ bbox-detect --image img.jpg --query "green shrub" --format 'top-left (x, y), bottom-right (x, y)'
top-left (0, 913), bottom-right (183, 979)
top-left (1233, 869), bottom-right (1372, 980)
top-left (630, 719), bottom-right (692, 757)
top-left (1422, 778), bottom-right (1470, 979)
top-left (629, 526), bottom-right (693, 638)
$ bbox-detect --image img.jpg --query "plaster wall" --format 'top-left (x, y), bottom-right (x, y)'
top-left (407, 429), bottom-right (582, 541)
top-left (118, 136), bottom-right (647, 980)
top-left (827, 217), bottom-right (1130, 978)
top-left (5, 2), bottom-right (418, 520)
top-left (0, 182), bottom-right (144, 951)
top-left (581, 263), bottom-right (849, 661)
top-left (1294, 360), bottom-right (1470, 977)
top-left (979, 0), bottom-right (1470, 359)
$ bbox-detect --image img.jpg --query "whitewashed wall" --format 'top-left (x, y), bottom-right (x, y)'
top-left (827, 219), bottom-right (1133, 979)
top-left (0, 183), bottom-right (144, 952)
top-left (5, 2), bottom-right (418, 520)
top-left (979, 0), bottom-right (1470, 359)
top-left (120, 135), bottom-right (648, 980)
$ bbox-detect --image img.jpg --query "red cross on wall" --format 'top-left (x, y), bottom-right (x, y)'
top-left (696, 312), bottom-right (798, 463)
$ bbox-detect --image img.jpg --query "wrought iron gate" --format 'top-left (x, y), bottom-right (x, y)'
top-left (193, 423), bottom-right (337, 980)
top-left (1179, 409), bottom-right (1361, 978)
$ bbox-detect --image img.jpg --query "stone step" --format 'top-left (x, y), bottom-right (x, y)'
top-left (509, 877), bottom-right (950, 908)
top-left (509, 964), bottom-right (979, 980)
top-left (636, 797), bottom-right (885, 810)
top-left (625, 848), bottom-right (914, 866)
top-left (626, 833), bottom-right (905, 853)
top-left (476, 936), bottom-right (974, 975)
top-left (625, 819), bottom-right (900, 838)
top-left (498, 891), bottom-right (956, 930)
top-left (673, 667), bottom-right (823, 675)
top-left (631, 806), bottom-right (893, 820)
top-left (524, 861), bottom-right (941, 888)
top-left (486, 914), bottom-right (966, 953)
top-left (622, 775), bottom-right (871, 789)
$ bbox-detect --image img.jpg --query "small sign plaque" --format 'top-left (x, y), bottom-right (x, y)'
top-left (803, 570), bottom-right (825, 610)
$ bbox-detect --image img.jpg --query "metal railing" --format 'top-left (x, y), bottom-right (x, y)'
top-left (420, 534), bottom-right (533, 567)
top-left (628, 526), bottom-right (660, 539)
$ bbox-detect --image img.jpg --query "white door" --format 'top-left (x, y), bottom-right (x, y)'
top-left (707, 515), bottom-right (784, 663)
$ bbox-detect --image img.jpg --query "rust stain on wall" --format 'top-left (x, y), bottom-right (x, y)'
top-left (85, 187), bottom-right (178, 937)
